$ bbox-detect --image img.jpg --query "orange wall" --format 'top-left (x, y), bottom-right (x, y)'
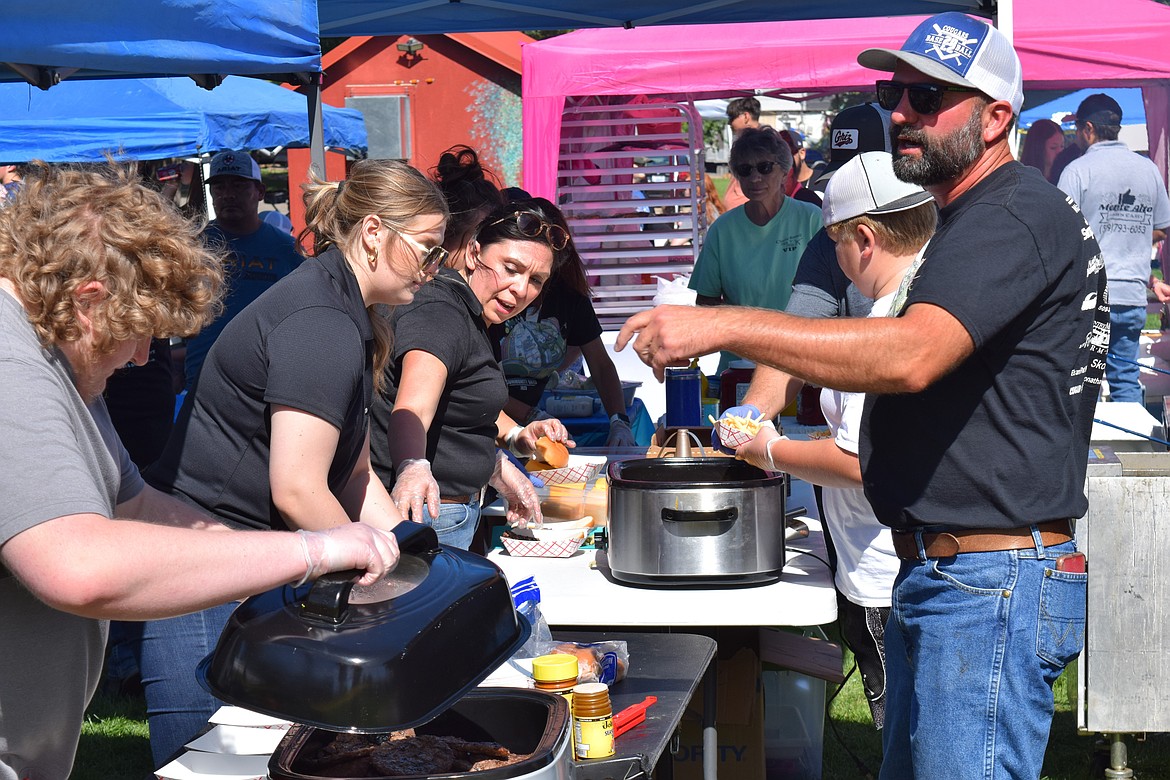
top-left (288, 34), bottom-right (524, 235)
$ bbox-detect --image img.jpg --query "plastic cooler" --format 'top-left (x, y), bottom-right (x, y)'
top-left (762, 668), bottom-right (825, 780)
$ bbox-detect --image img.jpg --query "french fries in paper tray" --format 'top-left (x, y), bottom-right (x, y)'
top-left (711, 412), bottom-right (767, 449)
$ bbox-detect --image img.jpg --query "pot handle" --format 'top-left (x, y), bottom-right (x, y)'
top-left (393, 520), bottom-right (441, 558)
top-left (300, 570), bottom-right (361, 624)
top-left (661, 507), bottom-right (738, 523)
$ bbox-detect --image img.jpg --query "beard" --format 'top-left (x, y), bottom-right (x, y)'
top-left (891, 103), bottom-right (986, 186)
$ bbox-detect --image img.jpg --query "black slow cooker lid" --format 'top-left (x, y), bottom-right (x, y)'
top-left (197, 522), bottom-right (530, 733)
top-left (608, 456), bottom-right (786, 487)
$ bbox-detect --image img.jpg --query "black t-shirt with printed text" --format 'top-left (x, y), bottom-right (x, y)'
top-left (860, 162), bottom-right (1108, 531)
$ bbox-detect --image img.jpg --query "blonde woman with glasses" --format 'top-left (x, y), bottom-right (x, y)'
top-left (141, 159), bottom-right (449, 764)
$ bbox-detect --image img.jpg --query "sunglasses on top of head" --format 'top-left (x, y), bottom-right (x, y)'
top-left (487, 210), bottom-right (570, 251)
top-left (875, 80), bottom-right (979, 115)
top-left (733, 160), bottom-right (781, 179)
top-left (392, 228), bottom-right (449, 276)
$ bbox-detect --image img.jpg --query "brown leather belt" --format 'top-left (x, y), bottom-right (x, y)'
top-left (440, 494), bottom-right (473, 504)
top-left (891, 519), bottom-right (1073, 560)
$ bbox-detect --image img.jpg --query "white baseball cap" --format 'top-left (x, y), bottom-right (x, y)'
top-left (208, 150), bottom-right (261, 182)
top-left (822, 151), bottom-right (934, 228)
top-left (858, 12), bottom-right (1024, 115)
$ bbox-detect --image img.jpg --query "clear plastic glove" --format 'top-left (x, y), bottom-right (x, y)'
top-left (736, 425), bottom-right (786, 473)
top-left (499, 447), bottom-right (545, 488)
top-left (294, 524), bottom-right (401, 587)
top-left (391, 458), bottom-right (439, 523)
top-left (490, 451), bottom-right (544, 529)
top-left (516, 417), bottom-right (575, 456)
top-left (712, 404), bottom-right (763, 454)
top-left (606, 418), bottom-right (637, 447)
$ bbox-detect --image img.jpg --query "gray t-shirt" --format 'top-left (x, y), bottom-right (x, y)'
top-left (786, 228), bottom-right (873, 319)
top-left (1058, 140), bottom-right (1170, 307)
top-left (0, 288), bottom-right (143, 780)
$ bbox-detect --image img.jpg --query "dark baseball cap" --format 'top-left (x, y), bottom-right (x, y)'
top-left (815, 103), bottom-right (893, 186)
top-left (1075, 93), bottom-right (1123, 127)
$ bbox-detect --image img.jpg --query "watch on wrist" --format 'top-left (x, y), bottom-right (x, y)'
top-left (610, 412), bottom-right (631, 425)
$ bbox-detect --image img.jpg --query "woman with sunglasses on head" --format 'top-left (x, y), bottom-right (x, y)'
top-left (140, 159), bottom-right (448, 764)
top-left (491, 194), bottom-right (639, 448)
top-left (370, 199), bottom-right (574, 550)
top-left (688, 126), bottom-right (823, 374)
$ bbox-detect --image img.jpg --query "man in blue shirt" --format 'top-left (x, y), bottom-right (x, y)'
top-left (183, 150), bottom-right (303, 390)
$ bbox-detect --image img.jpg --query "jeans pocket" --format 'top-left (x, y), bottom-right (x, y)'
top-left (1037, 568), bottom-right (1087, 666)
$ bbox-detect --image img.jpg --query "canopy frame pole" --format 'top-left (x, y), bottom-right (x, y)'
top-left (308, 72), bottom-right (326, 180)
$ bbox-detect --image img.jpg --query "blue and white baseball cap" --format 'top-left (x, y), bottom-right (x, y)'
top-left (822, 152), bottom-right (934, 228)
top-left (858, 12), bottom-right (1023, 115)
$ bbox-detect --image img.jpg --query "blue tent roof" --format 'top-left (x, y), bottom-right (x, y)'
top-left (1020, 88), bottom-right (1145, 131)
top-left (1, 0), bottom-right (320, 87)
top-left (0, 77), bottom-right (367, 163)
top-left (317, 0), bottom-right (989, 36)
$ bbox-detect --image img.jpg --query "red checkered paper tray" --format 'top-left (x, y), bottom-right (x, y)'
top-left (500, 525), bottom-right (588, 558)
top-left (500, 534), bottom-right (585, 558)
top-left (713, 417), bottom-right (765, 449)
top-left (529, 454), bottom-right (606, 485)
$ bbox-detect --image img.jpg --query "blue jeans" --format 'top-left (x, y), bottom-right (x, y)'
top-left (423, 496), bottom-right (481, 550)
top-left (1106, 305), bottom-right (1146, 403)
top-left (880, 534), bottom-right (1086, 780)
top-left (139, 602), bottom-right (238, 768)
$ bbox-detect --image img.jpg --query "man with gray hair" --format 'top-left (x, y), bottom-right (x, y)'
top-left (1058, 93), bottom-right (1170, 403)
top-left (620, 13), bottom-right (1107, 777)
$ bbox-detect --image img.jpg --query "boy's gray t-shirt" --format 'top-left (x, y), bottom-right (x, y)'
top-left (0, 288), bottom-right (143, 780)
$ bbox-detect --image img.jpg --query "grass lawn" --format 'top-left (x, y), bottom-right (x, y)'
top-left (74, 644), bottom-right (1170, 780)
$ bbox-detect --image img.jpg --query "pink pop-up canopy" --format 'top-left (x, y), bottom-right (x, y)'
top-left (522, 0), bottom-right (1170, 198)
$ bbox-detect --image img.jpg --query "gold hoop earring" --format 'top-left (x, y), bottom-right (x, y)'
top-left (367, 245), bottom-right (379, 270)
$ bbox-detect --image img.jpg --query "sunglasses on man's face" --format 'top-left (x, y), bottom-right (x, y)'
top-left (488, 211), bottom-right (570, 251)
top-left (875, 80), bottom-right (979, 115)
top-left (733, 160), bottom-right (781, 179)
top-left (393, 228), bottom-right (449, 276)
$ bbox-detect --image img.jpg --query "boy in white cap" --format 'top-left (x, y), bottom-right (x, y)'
top-left (739, 152), bottom-right (935, 733)
top-left (619, 13), bottom-right (1107, 778)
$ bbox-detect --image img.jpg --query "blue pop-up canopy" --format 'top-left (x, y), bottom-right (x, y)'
top-left (1, 0), bottom-right (320, 88)
top-left (0, 76), bottom-right (366, 163)
top-left (1020, 88), bottom-right (1146, 131)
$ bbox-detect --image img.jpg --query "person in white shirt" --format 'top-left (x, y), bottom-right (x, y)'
top-left (736, 152), bottom-right (936, 729)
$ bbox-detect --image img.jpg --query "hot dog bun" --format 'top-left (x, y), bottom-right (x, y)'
top-left (533, 436), bottom-right (569, 468)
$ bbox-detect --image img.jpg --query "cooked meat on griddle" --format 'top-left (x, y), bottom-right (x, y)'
top-left (301, 730), bottom-right (529, 778)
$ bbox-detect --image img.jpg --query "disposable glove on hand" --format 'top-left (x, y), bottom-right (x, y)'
top-left (295, 524), bottom-right (401, 587)
top-left (517, 417), bottom-right (575, 456)
top-left (711, 404), bottom-right (763, 454)
top-left (736, 425), bottom-right (785, 473)
top-left (606, 418), bottom-right (637, 447)
top-left (391, 458), bottom-right (439, 522)
top-left (490, 451), bottom-right (544, 529)
top-left (499, 447), bottom-right (545, 488)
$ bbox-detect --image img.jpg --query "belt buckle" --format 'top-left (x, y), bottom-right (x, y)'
top-left (932, 533), bottom-right (961, 557)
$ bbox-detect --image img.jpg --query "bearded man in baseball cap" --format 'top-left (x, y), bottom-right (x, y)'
top-left (618, 16), bottom-right (1107, 776)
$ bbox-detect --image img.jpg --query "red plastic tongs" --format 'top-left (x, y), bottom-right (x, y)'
top-left (613, 696), bottom-right (657, 737)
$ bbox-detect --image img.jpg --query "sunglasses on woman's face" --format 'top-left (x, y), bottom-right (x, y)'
top-left (488, 211), bottom-right (570, 251)
top-left (733, 160), bottom-right (781, 179)
top-left (392, 228), bottom-right (449, 276)
top-left (875, 80), bottom-right (979, 115)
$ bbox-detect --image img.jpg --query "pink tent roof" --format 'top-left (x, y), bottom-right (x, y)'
top-left (522, 0), bottom-right (1170, 197)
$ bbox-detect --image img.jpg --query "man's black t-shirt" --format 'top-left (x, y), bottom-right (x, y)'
top-left (370, 269), bottom-right (508, 497)
top-left (861, 162), bottom-right (1108, 531)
